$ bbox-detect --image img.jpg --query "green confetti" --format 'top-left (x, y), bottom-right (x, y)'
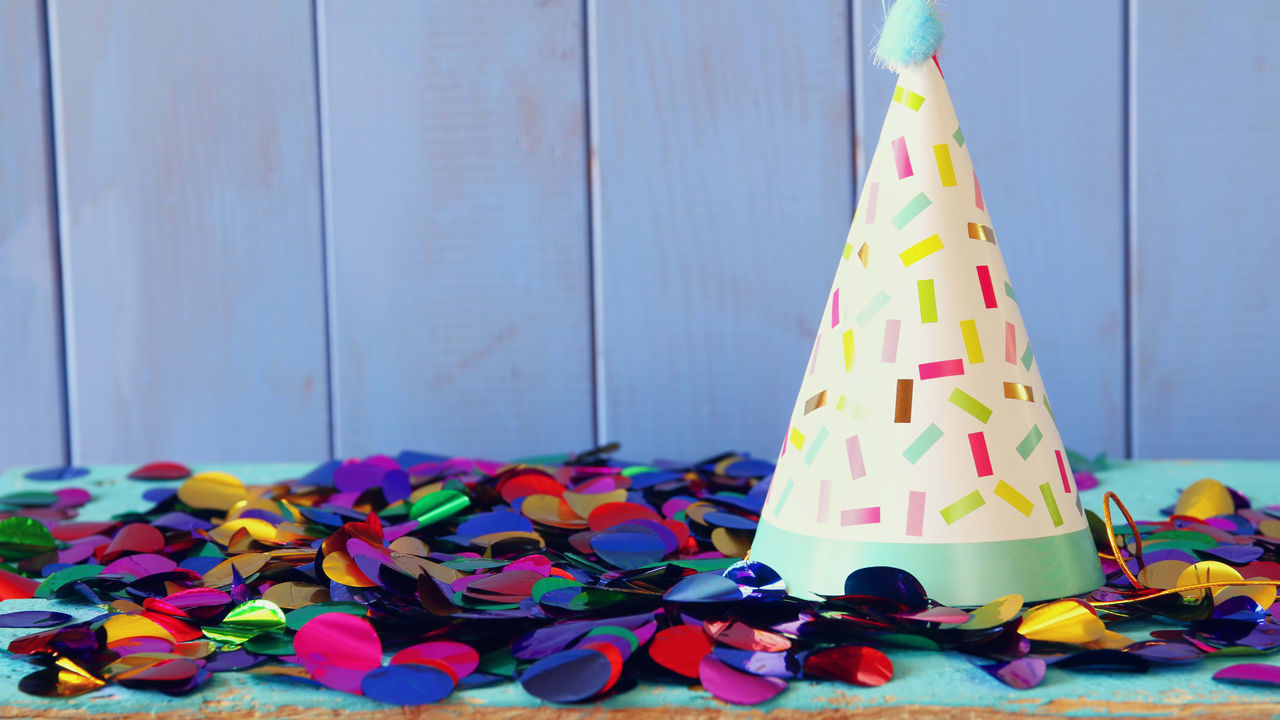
top-left (0, 517), bottom-right (56, 560)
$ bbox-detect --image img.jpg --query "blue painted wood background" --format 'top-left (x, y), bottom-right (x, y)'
top-left (1, 0), bottom-right (1276, 469)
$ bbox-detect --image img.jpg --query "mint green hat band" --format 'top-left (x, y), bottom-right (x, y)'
top-left (750, 519), bottom-right (1104, 607)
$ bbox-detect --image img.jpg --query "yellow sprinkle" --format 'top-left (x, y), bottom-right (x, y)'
top-left (960, 319), bottom-right (983, 363)
top-left (993, 480), bottom-right (1034, 517)
top-left (900, 234), bottom-right (944, 267)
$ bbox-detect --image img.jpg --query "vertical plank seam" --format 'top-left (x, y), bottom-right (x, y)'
top-left (312, 0), bottom-right (338, 459)
top-left (585, 0), bottom-right (606, 448)
top-left (1124, 0), bottom-right (1137, 458)
top-left (42, 0), bottom-right (76, 465)
top-left (847, 0), bottom-right (860, 203)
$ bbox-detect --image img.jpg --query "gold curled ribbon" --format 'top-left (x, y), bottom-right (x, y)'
top-left (1088, 491), bottom-right (1280, 608)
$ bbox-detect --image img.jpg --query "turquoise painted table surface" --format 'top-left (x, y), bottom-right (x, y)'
top-left (2, 460), bottom-right (1280, 720)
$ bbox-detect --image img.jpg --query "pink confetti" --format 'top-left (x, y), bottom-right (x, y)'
top-left (392, 641), bottom-right (480, 682)
top-left (918, 359), bottom-right (964, 380)
top-left (977, 266), bottom-right (997, 308)
top-left (846, 435), bottom-right (866, 480)
top-left (968, 432), bottom-right (993, 477)
top-left (1005, 322), bottom-right (1017, 363)
top-left (294, 613), bottom-right (382, 694)
top-left (807, 335), bottom-right (821, 376)
top-left (1056, 451), bottom-right (1072, 493)
top-left (881, 319), bottom-right (900, 362)
top-left (974, 170), bottom-right (984, 210)
top-left (866, 182), bottom-right (879, 223)
top-left (831, 288), bottom-right (840, 328)
top-left (906, 491), bottom-right (926, 537)
top-left (840, 507), bottom-right (881, 527)
top-left (698, 654), bottom-right (787, 705)
top-left (892, 137), bottom-right (913, 179)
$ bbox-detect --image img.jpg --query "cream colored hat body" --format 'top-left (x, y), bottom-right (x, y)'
top-left (750, 56), bottom-right (1103, 607)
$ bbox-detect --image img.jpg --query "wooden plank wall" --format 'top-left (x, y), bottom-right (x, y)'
top-left (2, 0), bottom-right (1277, 469)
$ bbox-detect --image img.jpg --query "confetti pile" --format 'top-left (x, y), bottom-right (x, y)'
top-left (1, 449), bottom-right (1279, 706)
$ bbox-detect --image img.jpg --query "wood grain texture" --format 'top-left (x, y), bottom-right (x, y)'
top-left (591, 0), bottom-right (853, 461)
top-left (855, 0), bottom-right (1127, 459)
top-left (1131, 0), bottom-right (1280, 458)
top-left (0, 0), bottom-right (66, 470)
top-left (49, 0), bottom-right (328, 463)
top-left (320, 0), bottom-right (593, 460)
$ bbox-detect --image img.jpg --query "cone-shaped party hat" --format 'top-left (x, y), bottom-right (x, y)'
top-left (750, 0), bottom-right (1103, 607)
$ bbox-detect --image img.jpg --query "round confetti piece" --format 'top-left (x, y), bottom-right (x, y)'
top-left (698, 654), bottom-right (787, 705)
top-left (712, 646), bottom-right (799, 678)
top-left (456, 510), bottom-right (534, 537)
top-left (498, 471), bottom-right (564, 504)
top-left (1214, 663), bottom-right (1280, 687)
top-left (958, 594), bottom-right (1023, 630)
top-left (563, 489), bottom-right (628, 520)
top-left (1123, 640), bottom-right (1202, 664)
top-left (284, 602), bottom-right (367, 631)
top-left (22, 467), bottom-right (89, 481)
top-left (648, 624), bottom-right (713, 678)
top-left (361, 664), bottom-right (456, 705)
top-left (392, 641), bottom-right (480, 680)
top-left (1175, 561), bottom-right (1243, 600)
top-left (709, 527), bottom-right (752, 558)
top-left (979, 657), bottom-right (1046, 690)
top-left (588, 502), bottom-right (661, 532)
top-left (1174, 478), bottom-right (1235, 519)
top-left (590, 531), bottom-right (665, 570)
top-left (0, 491), bottom-right (59, 508)
top-left (519, 648), bottom-right (613, 703)
top-left (176, 472), bottom-right (246, 512)
top-left (294, 613), bottom-right (382, 694)
top-left (1018, 600), bottom-right (1105, 644)
top-left (204, 648), bottom-right (269, 672)
top-left (843, 566), bottom-right (928, 611)
top-left (704, 619), bottom-right (792, 653)
top-left (128, 462), bottom-right (193, 481)
top-left (803, 645), bottom-right (893, 686)
top-left (0, 611), bottom-right (72, 628)
top-left (664, 572), bottom-right (742, 603)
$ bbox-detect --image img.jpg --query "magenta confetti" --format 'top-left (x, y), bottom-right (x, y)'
top-left (293, 613), bottom-right (382, 694)
top-left (698, 654), bottom-right (787, 705)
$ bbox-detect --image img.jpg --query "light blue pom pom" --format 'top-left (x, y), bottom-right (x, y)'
top-left (873, 0), bottom-right (944, 72)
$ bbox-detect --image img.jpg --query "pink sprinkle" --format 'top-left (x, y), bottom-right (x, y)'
top-left (866, 182), bottom-right (879, 223)
top-left (968, 432), bottom-right (993, 477)
top-left (881, 319), bottom-right (900, 362)
top-left (840, 507), bottom-right (881, 527)
top-left (974, 170), bottom-right (985, 210)
top-left (1056, 450), bottom-right (1072, 493)
top-left (977, 265), bottom-right (997, 308)
top-left (906, 491), bottom-right (926, 537)
top-left (807, 334), bottom-right (821, 375)
top-left (918, 358), bottom-right (964, 380)
top-left (831, 288), bottom-right (840, 328)
top-left (892, 137), bottom-right (913, 179)
top-left (846, 435), bottom-right (866, 480)
top-left (817, 479), bottom-right (831, 523)
top-left (1005, 322), bottom-right (1017, 363)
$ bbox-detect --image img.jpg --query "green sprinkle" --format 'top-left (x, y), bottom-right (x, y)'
top-left (1040, 483), bottom-right (1063, 527)
top-left (948, 388), bottom-right (992, 423)
top-left (903, 423), bottom-right (944, 464)
top-left (940, 490), bottom-right (986, 525)
top-left (1017, 425), bottom-right (1044, 460)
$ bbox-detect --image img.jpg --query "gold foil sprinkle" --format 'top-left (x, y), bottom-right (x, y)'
top-left (804, 391), bottom-right (828, 415)
top-left (894, 379), bottom-right (913, 423)
top-left (1003, 382), bottom-right (1035, 402)
top-left (857, 242), bottom-right (870, 268)
top-left (967, 222), bottom-right (997, 243)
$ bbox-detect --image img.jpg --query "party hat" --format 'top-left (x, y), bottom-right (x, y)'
top-left (749, 0), bottom-right (1104, 607)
